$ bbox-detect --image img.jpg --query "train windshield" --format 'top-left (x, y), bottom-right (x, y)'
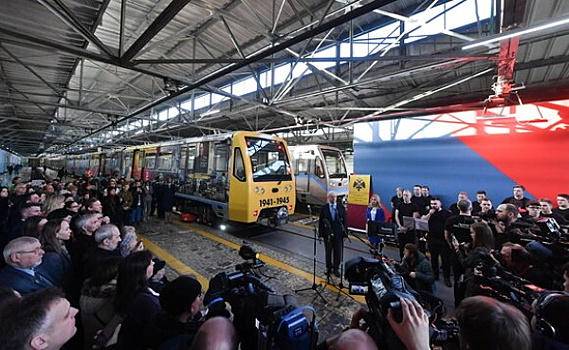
top-left (322, 149), bottom-right (347, 179)
top-left (246, 137), bottom-right (292, 182)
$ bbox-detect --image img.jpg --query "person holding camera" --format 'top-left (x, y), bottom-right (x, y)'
top-left (397, 243), bottom-right (435, 293)
top-left (388, 295), bottom-right (531, 350)
top-left (452, 222), bottom-right (494, 302)
top-left (319, 192), bottom-right (347, 278)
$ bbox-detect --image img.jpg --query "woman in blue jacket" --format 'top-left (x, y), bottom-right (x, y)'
top-left (366, 194), bottom-right (385, 250)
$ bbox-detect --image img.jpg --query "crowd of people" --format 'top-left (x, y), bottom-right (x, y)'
top-left (0, 170), bottom-right (236, 349)
top-left (344, 184), bottom-right (569, 350)
top-left (1, 167), bottom-right (569, 350)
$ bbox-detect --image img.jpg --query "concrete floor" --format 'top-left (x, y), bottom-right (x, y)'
top-left (136, 214), bottom-right (456, 346)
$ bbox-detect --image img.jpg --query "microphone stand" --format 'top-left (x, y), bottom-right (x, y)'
top-left (335, 221), bottom-right (352, 301)
top-left (294, 205), bottom-right (327, 304)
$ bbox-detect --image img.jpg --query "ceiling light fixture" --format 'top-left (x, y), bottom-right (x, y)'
top-left (463, 16), bottom-right (569, 50)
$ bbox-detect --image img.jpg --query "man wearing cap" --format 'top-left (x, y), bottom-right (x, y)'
top-left (153, 275), bottom-right (237, 350)
top-left (153, 275), bottom-right (204, 348)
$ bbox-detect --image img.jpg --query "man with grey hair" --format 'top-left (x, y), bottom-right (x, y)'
top-left (82, 224), bottom-right (122, 280)
top-left (0, 237), bottom-right (53, 294)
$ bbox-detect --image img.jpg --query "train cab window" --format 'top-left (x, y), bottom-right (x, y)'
top-left (246, 137), bottom-right (292, 182)
top-left (233, 148), bottom-right (245, 181)
top-left (322, 149), bottom-right (347, 178)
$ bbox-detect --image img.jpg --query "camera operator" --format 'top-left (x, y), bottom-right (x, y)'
top-left (387, 296), bottom-right (531, 350)
top-left (319, 192), bottom-right (348, 277)
top-left (396, 243), bottom-right (435, 293)
top-left (452, 222), bottom-right (495, 302)
top-left (500, 243), bottom-right (552, 289)
top-left (531, 292), bottom-right (569, 350)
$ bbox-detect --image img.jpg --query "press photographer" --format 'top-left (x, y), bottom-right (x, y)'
top-left (202, 245), bottom-right (318, 350)
top-left (343, 256), bottom-right (457, 350)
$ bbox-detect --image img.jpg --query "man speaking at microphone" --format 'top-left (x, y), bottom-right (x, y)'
top-left (319, 192), bottom-right (348, 278)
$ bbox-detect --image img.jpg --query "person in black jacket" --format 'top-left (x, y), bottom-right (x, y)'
top-left (452, 221), bottom-right (494, 304)
top-left (319, 192), bottom-right (347, 278)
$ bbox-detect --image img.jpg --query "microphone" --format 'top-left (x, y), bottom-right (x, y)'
top-left (307, 204), bottom-right (312, 217)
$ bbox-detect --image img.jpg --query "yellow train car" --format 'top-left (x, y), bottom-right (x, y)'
top-left (174, 131), bottom-right (296, 225)
top-left (45, 131), bottom-right (295, 225)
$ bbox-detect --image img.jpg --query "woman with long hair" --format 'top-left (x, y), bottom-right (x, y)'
top-left (42, 194), bottom-right (66, 216)
top-left (366, 194), bottom-right (385, 250)
top-left (36, 218), bottom-right (73, 293)
top-left (80, 256), bottom-right (121, 350)
top-left (453, 221), bottom-right (495, 301)
top-left (399, 243), bottom-right (435, 292)
top-left (19, 215), bottom-right (48, 238)
top-left (115, 250), bottom-right (161, 349)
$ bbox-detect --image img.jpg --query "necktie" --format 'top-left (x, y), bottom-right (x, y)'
top-left (331, 204), bottom-right (336, 221)
top-left (33, 270), bottom-right (53, 287)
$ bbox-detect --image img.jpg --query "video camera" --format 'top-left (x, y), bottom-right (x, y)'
top-left (203, 245), bottom-right (318, 350)
top-left (344, 257), bottom-right (459, 349)
top-left (471, 252), bottom-right (545, 317)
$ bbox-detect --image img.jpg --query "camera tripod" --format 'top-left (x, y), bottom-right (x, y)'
top-left (294, 205), bottom-right (327, 304)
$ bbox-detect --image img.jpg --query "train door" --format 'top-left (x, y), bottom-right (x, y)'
top-left (132, 150), bottom-right (142, 179)
top-left (292, 150), bottom-right (316, 204)
top-left (212, 141), bottom-right (230, 202)
top-left (228, 142), bottom-right (248, 221)
top-left (142, 149), bottom-right (157, 181)
top-left (123, 151), bottom-right (133, 179)
top-left (179, 144), bottom-right (196, 194)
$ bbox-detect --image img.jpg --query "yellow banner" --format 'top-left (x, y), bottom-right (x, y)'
top-left (348, 175), bottom-right (371, 205)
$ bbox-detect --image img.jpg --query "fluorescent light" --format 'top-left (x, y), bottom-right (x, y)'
top-left (463, 16), bottom-right (569, 50)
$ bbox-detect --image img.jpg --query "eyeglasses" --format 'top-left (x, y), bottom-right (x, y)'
top-left (16, 247), bottom-right (43, 255)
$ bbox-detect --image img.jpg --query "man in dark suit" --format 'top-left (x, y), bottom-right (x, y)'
top-left (319, 192), bottom-right (348, 278)
top-left (0, 237), bottom-right (54, 295)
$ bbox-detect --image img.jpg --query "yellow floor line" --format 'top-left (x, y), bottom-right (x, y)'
top-left (174, 221), bottom-right (365, 304)
top-left (139, 236), bottom-right (210, 290)
top-left (141, 221), bottom-right (364, 303)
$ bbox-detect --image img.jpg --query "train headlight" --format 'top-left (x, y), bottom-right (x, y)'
top-left (260, 188), bottom-right (265, 194)
top-left (254, 187), bottom-right (259, 193)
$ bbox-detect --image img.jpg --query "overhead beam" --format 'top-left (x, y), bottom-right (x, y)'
top-left (0, 28), bottom-right (172, 81)
top-left (132, 55), bottom-right (494, 64)
top-left (74, 0), bottom-right (398, 147)
top-left (121, 0), bottom-right (193, 61)
top-left (0, 95), bottom-right (128, 116)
